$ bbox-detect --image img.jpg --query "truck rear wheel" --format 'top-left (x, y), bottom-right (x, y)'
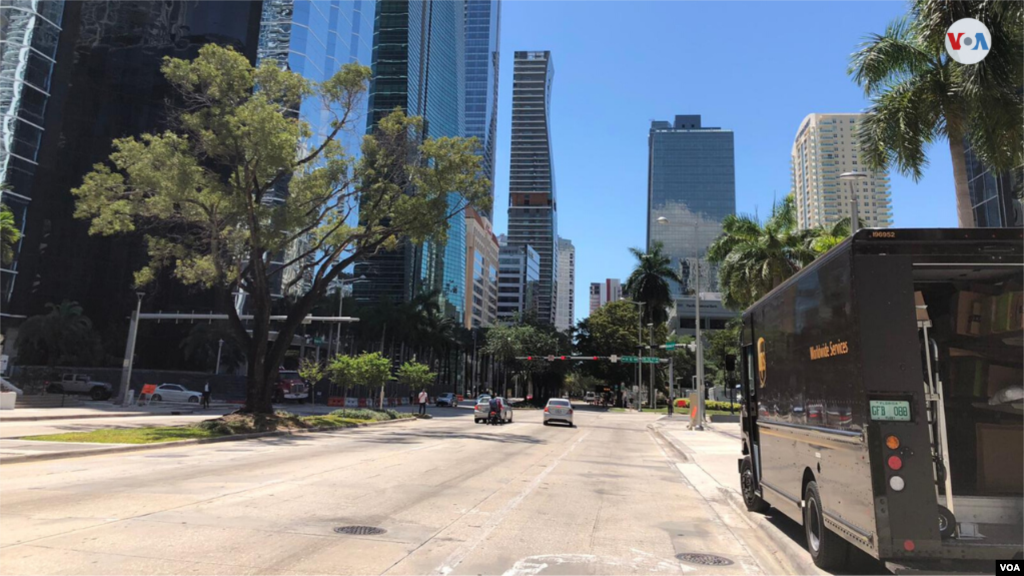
top-left (803, 481), bottom-right (848, 569)
top-left (90, 387), bottom-right (108, 401)
top-left (740, 457), bottom-right (770, 513)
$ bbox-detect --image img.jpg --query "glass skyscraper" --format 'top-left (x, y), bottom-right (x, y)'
top-left (463, 0), bottom-right (499, 222)
top-left (647, 115), bottom-right (735, 314)
top-left (964, 137), bottom-right (1023, 227)
top-left (0, 1), bottom-right (263, 346)
top-left (356, 0), bottom-right (466, 320)
top-left (506, 50), bottom-right (557, 325)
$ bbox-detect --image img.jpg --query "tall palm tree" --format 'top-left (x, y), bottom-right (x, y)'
top-left (708, 195), bottom-right (817, 311)
top-left (849, 0), bottom-right (1023, 228)
top-left (0, 202), bottom-right (20, 267)
top-left (809, 217), bottom-right (854, 255)
top-left (624, 242), bottom-right (681, 325)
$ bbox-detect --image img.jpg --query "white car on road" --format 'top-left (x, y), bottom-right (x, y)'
top-left (543, 398), bottom-right (574, 426)
top-left (150, 383), bottom-right (202, 403)
top-left (475, 397), bottom-right (512, 424)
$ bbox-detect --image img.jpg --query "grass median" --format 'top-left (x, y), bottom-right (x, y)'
top-left (24, 408), bottom-right (414, 445)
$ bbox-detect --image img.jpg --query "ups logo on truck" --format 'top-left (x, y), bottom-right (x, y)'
top-left (757, 337), bottom-right (767, 387)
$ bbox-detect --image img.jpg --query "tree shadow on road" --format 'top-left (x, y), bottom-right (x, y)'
top-left (355, 429), bottom-right (546, 445)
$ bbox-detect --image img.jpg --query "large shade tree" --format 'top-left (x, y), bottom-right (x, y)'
top-left (16, 301), bottom-right (103, 368)
top-left (849, 0), bottom-right (1023, 227)
top-left (624, 242), bottom-right (680, 325)
top-left (72, 45), bottom-right (489, 413)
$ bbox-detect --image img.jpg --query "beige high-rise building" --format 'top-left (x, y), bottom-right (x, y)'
top-left (791, 113), bottom-right (893, 230)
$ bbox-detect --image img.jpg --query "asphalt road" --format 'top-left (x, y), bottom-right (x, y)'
top-left (1, 406), bottom-right (798, 575)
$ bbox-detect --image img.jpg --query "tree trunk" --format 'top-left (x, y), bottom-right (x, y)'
top-left (948, 135), bottom-right (977, 228)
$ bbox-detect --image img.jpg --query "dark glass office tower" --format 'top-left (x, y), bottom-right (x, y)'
top-left (463, 0), bottom-right (499, 222)
top-left (964, 138), bottom-right (1023, 227)
top-left (647, 115), bottom-right (735, 296)
top-left (356, 0), bottom-right (466, 319)
top-left (0, 1), bottom-right (263, 349)
top-left (506, 50), bottom-right (557, 326)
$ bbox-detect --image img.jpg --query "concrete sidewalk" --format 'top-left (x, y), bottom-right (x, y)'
top-left (1, 401), bottom-right (235, 422)
top-left (651, 417), bottom-right (888, 576)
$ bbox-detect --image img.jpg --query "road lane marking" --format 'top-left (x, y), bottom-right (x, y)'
top-left (435, 429), bottom-right (591, 576)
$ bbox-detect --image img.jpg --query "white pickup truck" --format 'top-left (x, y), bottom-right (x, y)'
top-left (46, 373), bottom-right (114, 400)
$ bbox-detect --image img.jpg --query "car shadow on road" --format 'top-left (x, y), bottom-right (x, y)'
top-left (761, 509), bottom-right (891, 575)
top-left (355, 429), bottom-right (546, 445)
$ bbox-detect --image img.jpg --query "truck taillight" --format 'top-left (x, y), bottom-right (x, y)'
top-left (887, 455), bottom-right (903, 471)
top-left (885, 435), bottom-right (900, 450)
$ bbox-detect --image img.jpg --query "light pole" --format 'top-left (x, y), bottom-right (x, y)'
top-left (839, 172), bottom-right (868, 234)
top-left (658, 215), bottom-right (704, 430)
top-left (647, 322), bottom-right (655, 409)
top-left (215, 338), bottom-right (224, 374)
top-left (620, 298), bottom-right (644, 411)
top-left (118, 292), bottom-right (144, 406)
top-left (331, 275), bottom-right (366, 356)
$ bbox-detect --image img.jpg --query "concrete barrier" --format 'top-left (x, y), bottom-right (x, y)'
top-left (0, 391), bottom-right (16, 410)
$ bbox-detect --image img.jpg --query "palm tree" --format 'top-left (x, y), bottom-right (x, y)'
top-left (708, 195), bottom-right (818, 311)
top-left (624, 242), bottom-right (681, 325)
top-left (1, 202), bottom-right (20, 267)
top-left (15, 301), bottom-right (99, 368)
top-left (809, 217), bottom-right (854, 255)
top-left (849, 0), bottom-right (1023, 227)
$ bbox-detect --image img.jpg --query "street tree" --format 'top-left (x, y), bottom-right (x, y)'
top-left (356, 352), bottom-right (393, 409)
top-left (298, 356), bottom-right (325, 400)
top-left (396, 359), bottom-right (435, 393)
top-left (849, 0), bottom-right (1023, 227)
top-left (624, 242), bottom-right (680, 325)
top-left (0, 201), bottom-right (20, 267)
top-left (16, 301), bottom-right (104, 369)
top-left (71, 45), bottom-right (489, 414)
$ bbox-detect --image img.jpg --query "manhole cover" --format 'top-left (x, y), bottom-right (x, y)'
top-left (333, 525), bottom-right (387, 536)
top-left (676, 553), bottom-right (733, 566)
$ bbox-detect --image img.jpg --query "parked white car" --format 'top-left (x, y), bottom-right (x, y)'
top-left (436, 393), bottom-right (458, 407)
top-left (150, 383), bottom-right (202, 403)
top-left (543, 398), bottom-right (574, 427)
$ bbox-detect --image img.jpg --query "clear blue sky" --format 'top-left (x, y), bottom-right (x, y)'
top-left (488, 1), bottom-right (958, 325)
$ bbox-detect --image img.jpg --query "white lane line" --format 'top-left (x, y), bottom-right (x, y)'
top-left (435, 429), bottom-right (592, 576)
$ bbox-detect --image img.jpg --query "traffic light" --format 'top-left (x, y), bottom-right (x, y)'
top-left (526, 356), bottom-right (533, 361)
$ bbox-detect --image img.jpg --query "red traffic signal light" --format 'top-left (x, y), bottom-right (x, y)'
top-left (526, 356), bottom-right (533, 361)
top-left (592, 356), bottom-right (599, 360)
top-left (560, 356), bottom-right (566, 360)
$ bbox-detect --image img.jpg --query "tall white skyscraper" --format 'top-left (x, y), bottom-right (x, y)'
top-left (791, 113), bottom-right (893, 230)
top-left (555, 238), bottom-right (575, 331)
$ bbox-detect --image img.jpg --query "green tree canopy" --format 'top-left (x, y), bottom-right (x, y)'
top-left (71, 45), bottom-right (489, 413)
top-left (849, 0), bottom-right (1023, 227)
top-left (707, 194), bottom-right (817, 311)
top-left (397, 359), bottom-right (435, 391)
top-left (15, 301), bottom-right (103, 368)
top-left (624, 242), bottom-right (680, 325)
top-left (0, 200), bottom-right (20, 267)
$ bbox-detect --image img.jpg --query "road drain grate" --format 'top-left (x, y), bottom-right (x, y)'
top-left (334, 526), bottom-right (387, 536)
top-left (676, 553), bottom-right (733, 566)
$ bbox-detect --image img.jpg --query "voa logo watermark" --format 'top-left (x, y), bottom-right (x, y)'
top-left (945, 18), bottom-right (991, 65)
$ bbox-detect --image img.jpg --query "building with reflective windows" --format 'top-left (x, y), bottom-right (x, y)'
top-left (463, 0), bottom-right (499, 222)
top-left (506, 50), bottom-right (557, 326)
top-left (255, 0), bottom-right (376, 299)
top-left (464, 206), bottom-right (499, 328)
top-left (1, 0), bottom-right (66, 319)
top-left (554, 237), bottom-right (574, 331)
top-left (0, 1), bottom-right (263, 355)
top-left (496, 235), bottom-right (539, 322)
top-left (963, 138), bottom-right (1023, 227)
top-left (791, 113), bottom-right (893, 230)
top-left (356, 0), bottom-right (467, 322)
top-left (647, 115), bottom-right (735, 298)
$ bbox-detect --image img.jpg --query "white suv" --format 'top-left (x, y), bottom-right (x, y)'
top-left (47, 374), bottom-right (114, 400)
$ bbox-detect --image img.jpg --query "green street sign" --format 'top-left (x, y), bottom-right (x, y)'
top-left (619, 356), bottom-right (639, 363)
top-left (313, 337), bottom-right (326, 345)
top-left (663, 343), bottom-right (678, 351)
top-left (642, 357), bottom-right (661, 364)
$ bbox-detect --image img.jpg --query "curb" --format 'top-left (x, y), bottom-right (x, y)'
top-left (1, 405), bottom-right (237, 422)
top-left (0, 417), bottom-right (416, 466)
top-left (647, 423), bottom-right (823, 576)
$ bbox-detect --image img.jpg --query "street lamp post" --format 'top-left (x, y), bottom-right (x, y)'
top-left (620, 298), bottom-right (644, 411)
top-left (839, 172), bottom-right (868, 234)
top-left (331, 275), bottom-right (366, 356)
top-left (118, 292), bottom-right (144, 406)
top-left (647, 322), bottom-right (655, 409)
top-left (215, 338), bottom-right (224, 374)
top-left (657, 215), bottom-right (705, 430)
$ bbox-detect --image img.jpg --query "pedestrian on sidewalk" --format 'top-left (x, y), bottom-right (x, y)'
top-left (201, 381), bottom-right (211, 409)
top-left (418, 389), bottom-right (428, 415)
